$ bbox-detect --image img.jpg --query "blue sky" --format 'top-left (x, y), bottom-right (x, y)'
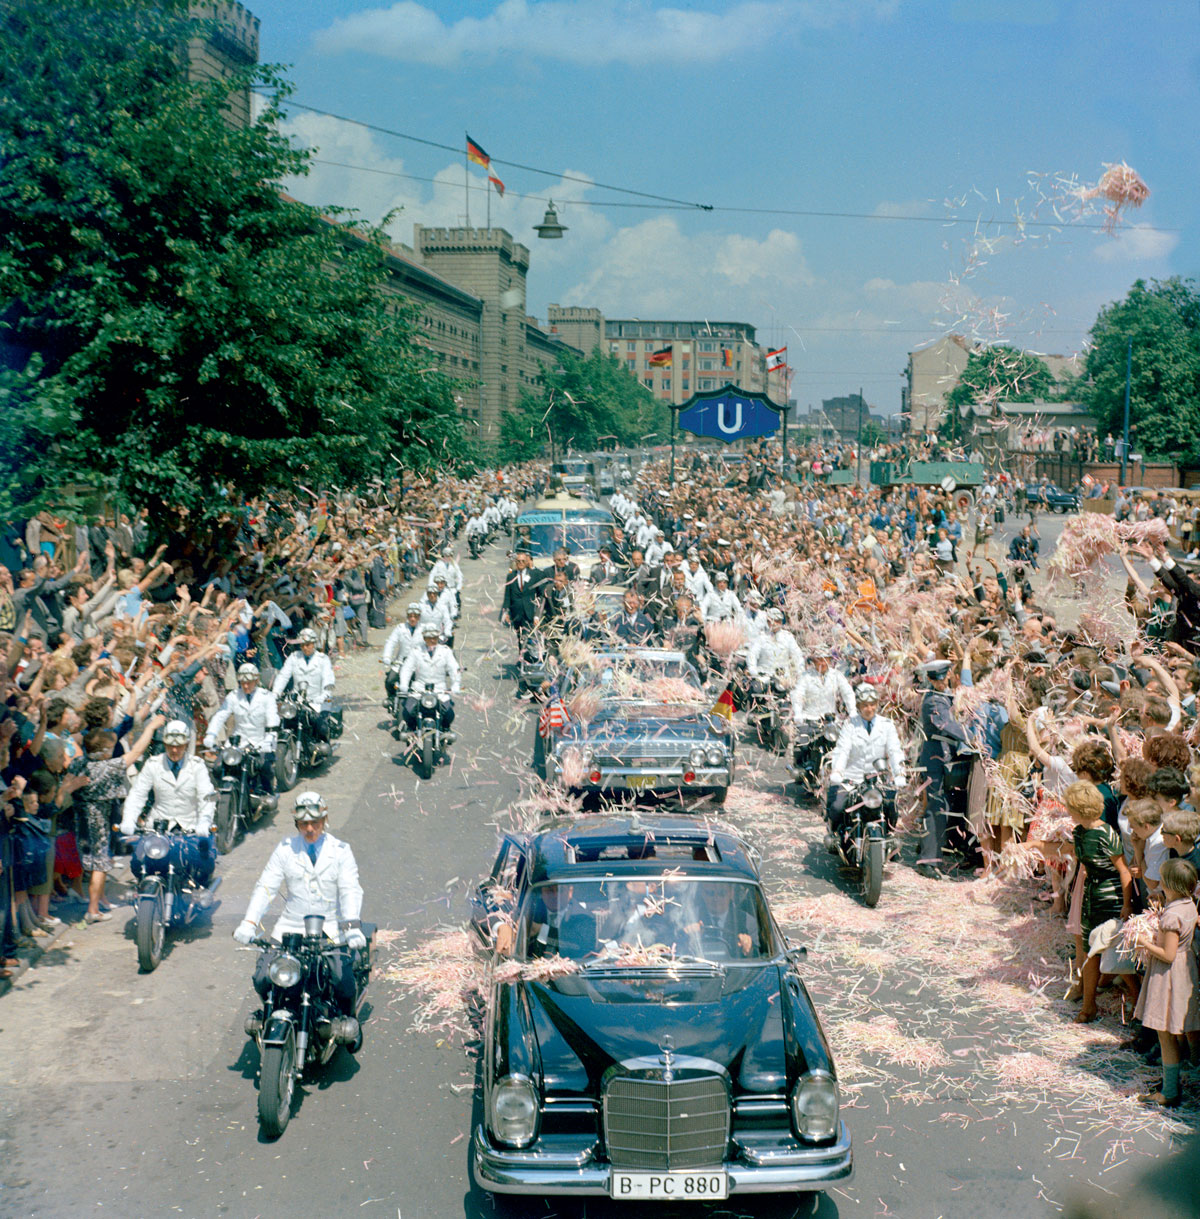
top-left (248, 0), bottom-right (1197, 416)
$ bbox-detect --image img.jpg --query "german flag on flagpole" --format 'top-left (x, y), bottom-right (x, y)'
top-left (710, 687), bottom-right (735, 724)
top-left (648, 346), bottom-right (672, 368)
top-left (466, 134), bottom-right (491, 169)
top-left (488, 172), bottom-right (506, 197)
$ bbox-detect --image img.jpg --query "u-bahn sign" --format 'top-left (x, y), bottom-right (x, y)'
top-left (675, 384), bottom-right (781, 443)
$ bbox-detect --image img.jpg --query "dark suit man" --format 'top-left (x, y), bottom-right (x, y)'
top-left (502, 552), bottom-right (541, 640)
top-left (614, 589), bottom-right (656, 645)
top-left (589, 546), bottom-right (621, 586)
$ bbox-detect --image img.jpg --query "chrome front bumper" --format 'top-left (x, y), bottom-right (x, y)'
top-left (550, 764), bottom-right (734, 792)
top-left (473, 1122), bottom-right (853, 1196)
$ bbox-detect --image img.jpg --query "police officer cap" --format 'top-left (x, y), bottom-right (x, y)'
top-left (297, 628), bottom-right (318, 645)
top-left (407, 602), bottom-right (422, 614)
top-left (717, 537), bottom-right (732, 547)
top-left (919, 659), bottom-right (952, 679)
top-left (162, 720), bottom-right (191, 745)
top-left (714, 570), bottom-right (730, 584)
top-left (855, 683), bottom-right (880, 703)
top-left (293, 791), bottom-right (328, 821)
top-left (440, 547), bottom-right (453, 558)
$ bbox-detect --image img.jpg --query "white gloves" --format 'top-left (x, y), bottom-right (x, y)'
top-left (233, 921), bottom-right (257, 945)
top-left (346, 929), bottom-right (367, 950)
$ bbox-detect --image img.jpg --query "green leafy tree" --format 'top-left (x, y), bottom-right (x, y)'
top-left (1080, 277), bottom-right (1200, 463)
top-left (941, 346), bottom-right (1054, 440)
top-left (498, 348), bottom-right (667, 463)
top-left (0, 0), bottom-right (471, 524)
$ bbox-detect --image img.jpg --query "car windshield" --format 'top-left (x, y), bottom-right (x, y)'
top-left (520, 878), bottom-right (773, 963)
top-left (520, 520), bottom-right (614, 557)
top-left (578, 655), bottom-right (704, 703)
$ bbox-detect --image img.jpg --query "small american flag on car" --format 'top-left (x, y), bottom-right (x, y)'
top-left (538, 687), bottom-right (571, 736)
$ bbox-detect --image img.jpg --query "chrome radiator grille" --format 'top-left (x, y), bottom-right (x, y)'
top-left (603, 1075), bottom-right (729, 1169)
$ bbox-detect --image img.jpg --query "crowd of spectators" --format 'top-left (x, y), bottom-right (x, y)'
top-left (0, 465), bottom-right (544, 975)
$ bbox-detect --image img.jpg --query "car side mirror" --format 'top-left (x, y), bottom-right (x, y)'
top-left (785, 941), bottom-right (807, 964)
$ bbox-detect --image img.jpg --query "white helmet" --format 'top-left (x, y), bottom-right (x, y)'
top-left (236, 662), bottom-right (260, 680)
top-left (293, 791), bottom-right (328, 821)
top-left (162, 720), bottom-right (191, 745)
top-left (297, 628), bottom-right (318, 645)
top-left (855, 683), bottom-right (880, 704)
top-left (765, 608), bottom-right (784, 624)
top-left (421, 623), bottom-right (441, 639)
top-left (407, 602), bottom-right (422, 615)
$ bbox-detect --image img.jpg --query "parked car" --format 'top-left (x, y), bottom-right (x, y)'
top-left (537, 649), bottom-right (734, 805)
top-left (1026, 483), bottom-right (1080, 512)
top-left (468, 815), bottom-right (853, 1203)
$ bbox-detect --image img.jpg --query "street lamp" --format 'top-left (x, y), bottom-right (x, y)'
top-left (533, 201), bottom-right (568, 239)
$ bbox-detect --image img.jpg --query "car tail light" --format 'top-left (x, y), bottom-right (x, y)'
top-left (589, 770), bottom-right (602, 784)
top-left (683, 770), bottom-right (696, 784)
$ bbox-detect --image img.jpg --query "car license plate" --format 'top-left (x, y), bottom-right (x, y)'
top-left (610, 1170), bottom-right (728, 1200)
top-left (625, 775), bottom-right (657, 790)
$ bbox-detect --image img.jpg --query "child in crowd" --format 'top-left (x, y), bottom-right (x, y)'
top-left (1161, 808), bottom-right (1200, 878)
top-left (1125, 797), bottom-right (1169, 902)
top-left (1133, 857), bottom-right (1200, 1108)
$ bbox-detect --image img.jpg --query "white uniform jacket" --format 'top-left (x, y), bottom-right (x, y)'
top-left (120, 753), bottom-right (217, 836)
top-left (205, 686), bottom-right (280, 750)
top-left (791, 670), bottom-right (857, 722)
top-left (701, 588), bottom-right (744, 623)
top-left (433, 586), bottom-right (459, 620)
top-left (418, 598), bottom-right (454, 641)
top-left (244, 832), bottom-right (363, 942)
top-left (747, 629), bottom-right (804, 683)
top-left (272, 650), bottom-right (336, 711)
top-left (828, 713), bottom-right (906, 787)
top-left (398, 643), bottom-right (462, 697)
top-left (382, 622), bottom-right (422, 668)
top-left (429, 559), bottom-right (463, 592)
top-left (684, 567), bottom-right (714, 603)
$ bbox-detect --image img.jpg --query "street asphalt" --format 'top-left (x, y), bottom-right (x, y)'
top-left (1, 504), bottom-right (1194, 1219)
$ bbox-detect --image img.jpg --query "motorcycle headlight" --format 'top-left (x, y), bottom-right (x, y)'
top-left (489, 1073), bottom-right (539, 1148)
top-left (791, 1070), bottom-right (839, 1141)
top-left (420, 692), bottom-right (437, 709)
top-left (143, 834), bottom-right (170, 861)
top-left (222, 747), bottom-right (243, 766)
top-left (281, 699), bottom-right (298, 718)
top-left (268, 954), bottom-right (303, 988)
top-left (689, 746), bottom-right (707, 767)
top-left (705, 746), bottom-right (725, 767)
top-left (862, 788), bottom-right (883, 810)
top-left (824, 727), bottom-right (840, 742)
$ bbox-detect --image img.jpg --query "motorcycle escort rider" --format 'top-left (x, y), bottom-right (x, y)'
top-left (746, 609), bottom-right (804, 694)
top-left (381, 602), bottom-right (424, 705)
top-left (272, 628), bottom-right (336, 746)
top-left (234, 792), bottom-right (366, 1030)
top-left (120, 718), bottom-right (219, 894)
top-left (826, 684), bottom-right (906, 855)
top-left (429, 547), bottom-right (463, 596)
top-left (418, 583), bottom-right (454, 645)
top-left (397, 623), bottom-right (461, 741)
top-left (204, 662), bottom-right (280, 809)
top-left (792, 647), bottom-right (857, 726)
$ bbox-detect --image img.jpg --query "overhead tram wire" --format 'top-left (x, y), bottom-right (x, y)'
top-left (271, 96), bottom-right (1180, 236)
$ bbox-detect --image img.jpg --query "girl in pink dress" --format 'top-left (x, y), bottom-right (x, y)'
top-left (1134, 857), bottom-right (1200, 1107)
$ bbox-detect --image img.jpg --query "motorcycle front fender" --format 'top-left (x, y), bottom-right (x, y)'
top-left (262, 1012), bottom-right (295, 1048)
top-left (138, 875), bottom-right (165, 900)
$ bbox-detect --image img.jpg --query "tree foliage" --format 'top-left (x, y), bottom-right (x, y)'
top-left (0, 0), bottom-right (471, 523)
top-left (497, 347), bottom-right (669, 464)
top-left (941, 346), bottom-right (1054, 440)
top-left (1080, 277), bottom-right (1200, 463)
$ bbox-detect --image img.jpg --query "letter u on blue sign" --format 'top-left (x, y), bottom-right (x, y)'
top-left (717, 400), bottom-right (743, 435)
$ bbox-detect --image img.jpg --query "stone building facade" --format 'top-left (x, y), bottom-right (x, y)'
top-left (186, 1), bottom-right (260, 127)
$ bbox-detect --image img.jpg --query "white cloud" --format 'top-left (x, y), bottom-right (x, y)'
top-left (314, 0), bottom-right (898, 68)
top-left (1092, 224), bottom-right (1179, 263)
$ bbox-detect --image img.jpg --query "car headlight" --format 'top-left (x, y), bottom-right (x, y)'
top-left (705, 746), bottom-right (725, 767)
top-left (689, 746), bottom-right (707, 767)
top-left (489, 1073), bottom-right (539, 1148)
top-left (861, 788), bottom-right (884, 810)
top-left (267, 954), bottom-right (303, 988)
top-left (791, 1070), bottom-right (839, 1141)
top-left (143, 834), bottom-right (170, 861)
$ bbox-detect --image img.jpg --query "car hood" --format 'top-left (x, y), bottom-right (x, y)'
top-left (520, 964), bottom-right (792, 1096)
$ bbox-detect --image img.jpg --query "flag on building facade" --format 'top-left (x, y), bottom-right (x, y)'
top-left (722, 348), bottom-right (732, 368)
top-left (766, 347), bottom-right (787, 372)
top-left (648, 347), bottom-right (673, 367)
top-left (466, 135), bottom-right (491, 169)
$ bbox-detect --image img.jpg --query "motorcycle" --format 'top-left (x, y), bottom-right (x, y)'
top-left (406, 682), bottom-right (453, 780)
top-left (275, 695), bottom-right (342, 790)
top-left (791, 714), bottom-right (841, 804)
top-left (127, 821), bottom-right (221, 973)
top-left (468, 531), bottom-right (482, 560)
top-left (244, 915), bottom-right (373, 1137)
top-left (829, 762), bottom-right (893, 908)
top-left (208, 738), bottom-right (274, 854)
top-left (750, 676), bottom-right (792, 755)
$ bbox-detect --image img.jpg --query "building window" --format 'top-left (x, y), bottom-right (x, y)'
top-left (700, 341), bottom-right (715, 352)
top-left (627, 359), bottom-right (636, 371)
top-left (682, 380), bottom-right (689, 392)
top-left (681, 358), bottom-right (690, 370)
top-left (643, 377), bottom-right (653, 388)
